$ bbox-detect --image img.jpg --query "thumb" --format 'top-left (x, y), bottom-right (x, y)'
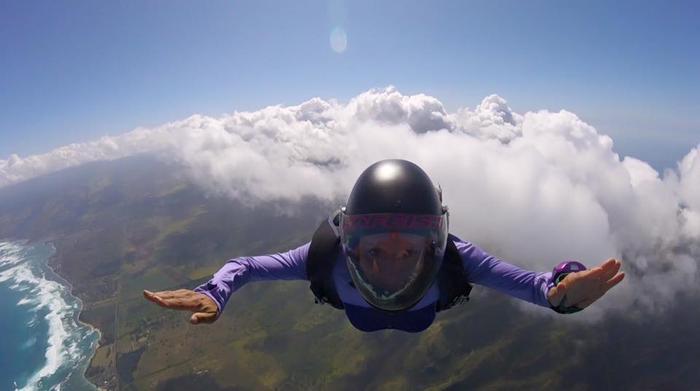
top-left (548, 283), bottom-right (568, 307)
top-left (190, 311), bottom-right (218, 325)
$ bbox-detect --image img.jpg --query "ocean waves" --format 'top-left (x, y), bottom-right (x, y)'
top-left (0, 241), bottom-right (98, 391)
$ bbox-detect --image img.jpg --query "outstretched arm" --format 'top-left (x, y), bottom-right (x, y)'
top-left (143, 242), bottom-right (310, 325)
top-left (455, 236), bottom-right (624, 311)
top-left (193, 243), bottom-right (310, 312)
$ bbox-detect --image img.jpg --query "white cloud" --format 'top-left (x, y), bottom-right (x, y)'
top-left (349, 86), bottom-right (453, 133)
top-left (1, 86), bottom-right (699, 319)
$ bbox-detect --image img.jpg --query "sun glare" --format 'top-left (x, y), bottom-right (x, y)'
top-left (330, 27), bottom-right (347, 54)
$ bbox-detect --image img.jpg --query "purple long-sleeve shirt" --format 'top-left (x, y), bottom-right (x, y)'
top-left (195, 234), bottom-right (555, 331)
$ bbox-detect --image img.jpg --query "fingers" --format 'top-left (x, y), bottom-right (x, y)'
top-left (144, 290), bottom-right (178, 307)
top-left (144, 289), bottom-right (219, 325)
top-left (601, 258), bottom-right (617, 268)
top-left (143, 289), bottom-right (202, 311)
top-left (592, 259), bottom-right (623, 288)
top-left (584, 265), bottom-right (608, 280)
top-left (144, 289), bottom-right (189, 300)
top-left (579, 259), bottom-right (622, 285)
top-left (190, 311), bottom-right (218, 325)
top-left (144, 289), bottom-right (168, 303)
top-left (143, 290), bottom-right (172, 308)
top-left (143, 290), bottom-right (162, 304)
top-left (567, 271), bottom-right (625, 309)
top-left (159, 299), bottom-right (198, 311)
top-left (604, 272), bottom-right (625, 291)
top-left (599, 259), bottom-right (622, 281)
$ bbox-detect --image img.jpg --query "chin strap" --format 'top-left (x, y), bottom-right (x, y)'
top-left (549, 260), bottom-right (587, 314)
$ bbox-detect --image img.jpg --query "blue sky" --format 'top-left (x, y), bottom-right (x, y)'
top-left (1, 0), bottom-right (698, 170)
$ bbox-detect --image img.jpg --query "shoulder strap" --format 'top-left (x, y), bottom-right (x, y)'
top-left (436, 237), bottom-right (473, 312)
top-left (307, 211), bottom-right (344, 309)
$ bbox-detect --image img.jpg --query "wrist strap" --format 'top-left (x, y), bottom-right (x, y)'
top-left (550, 261), bottom-right (586, 314)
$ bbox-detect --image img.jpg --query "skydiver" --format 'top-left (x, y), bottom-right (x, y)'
top-left (144, 159), bottom-right (624, 332)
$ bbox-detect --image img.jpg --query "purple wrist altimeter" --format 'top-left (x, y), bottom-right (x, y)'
top-left (550, 260), bottom-right (587, 314)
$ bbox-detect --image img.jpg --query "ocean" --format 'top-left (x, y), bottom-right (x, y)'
top-left (0, 241), bottom-right (99, 391)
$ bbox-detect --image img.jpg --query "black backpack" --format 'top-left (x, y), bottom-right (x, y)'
top-left (306, 211), bottom-right (472, 312)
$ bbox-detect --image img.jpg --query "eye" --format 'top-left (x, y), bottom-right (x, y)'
top-left (368, 248), bottom-right (382, 258)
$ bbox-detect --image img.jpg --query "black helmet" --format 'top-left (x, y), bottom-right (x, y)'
top-left (340, 159), bottom-right (448, 311)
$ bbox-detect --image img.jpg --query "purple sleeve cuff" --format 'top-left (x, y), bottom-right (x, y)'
top-left (537, 271), bottom-right (555, 307)
top-left (194, 281), bottom-right (231, 314)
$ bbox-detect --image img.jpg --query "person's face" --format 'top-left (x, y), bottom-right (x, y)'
top-left (357, 233), bottom-right (426, 292)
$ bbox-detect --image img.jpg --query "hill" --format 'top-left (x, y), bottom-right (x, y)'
top-left (0, 155), bottom-right (698, 390)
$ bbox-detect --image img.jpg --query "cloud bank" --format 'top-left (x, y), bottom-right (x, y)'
top-left (1, 86), bottom-right (699, 319)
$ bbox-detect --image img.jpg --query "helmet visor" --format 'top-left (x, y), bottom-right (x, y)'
top-left (341, 213), bottom-right (447, 311)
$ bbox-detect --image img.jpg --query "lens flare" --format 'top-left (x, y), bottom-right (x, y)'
top-left (330, 27), bottom-right (347, 53)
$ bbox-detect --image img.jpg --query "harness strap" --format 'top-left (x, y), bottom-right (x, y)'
top-left (307, 212), bottom-right (344, 309)
top-left (436, 237), bottom-right (472, 312)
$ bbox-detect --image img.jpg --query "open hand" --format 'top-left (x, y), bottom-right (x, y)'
top-left (143, 289), bottom-right (219, 325)
top-left (547, 258), bottom-right (625, 310)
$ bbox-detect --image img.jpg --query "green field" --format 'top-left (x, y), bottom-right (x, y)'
top-left (1, 156), bottom-right (698, 390)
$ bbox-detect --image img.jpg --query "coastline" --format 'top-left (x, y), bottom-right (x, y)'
top-left (43, 241), bottom-right (104, 391)
top-left (0, 240), bottom-right (101, 391)
top-left (45, 238), bottom-right (119, 391)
